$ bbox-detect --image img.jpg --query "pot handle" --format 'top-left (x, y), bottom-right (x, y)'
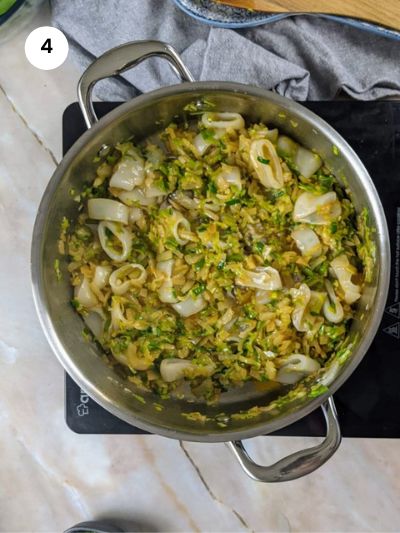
top-left (77, 40), bottom-right (195, 129)
top-left (228, 396), bottom-right (341, 482)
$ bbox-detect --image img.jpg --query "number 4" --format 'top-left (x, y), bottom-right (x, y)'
top-left (41, 38), bottom-right (53, 53)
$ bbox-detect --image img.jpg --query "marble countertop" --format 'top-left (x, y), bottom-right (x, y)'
top-left (0, 5), bottom-right (399, 532)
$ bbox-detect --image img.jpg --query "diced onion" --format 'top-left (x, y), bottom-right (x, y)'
top-left (98, 221), bottom-right (132, 262)
top-left (291, 227), bottom-right (322, 258)
top-left (293, 191), bottom-right (341, 225)
top-left (276, 354), bottom-right (320, 384)
top-left (202, 112), bottom-right (244, 130)
top-left (88, 198), bottom-right (129, 224)
top-left (109, 154), bottom-right (145, 191)
top-left (249, 139), bottom-right (283, 189)
top-left (109, 264), bottom-right (147, 295)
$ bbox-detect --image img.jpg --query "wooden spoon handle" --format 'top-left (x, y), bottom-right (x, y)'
top-left (215, 0), bottom-right (400, 31)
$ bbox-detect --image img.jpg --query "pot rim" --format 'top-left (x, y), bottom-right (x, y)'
top-left (31, 81), bottom-right (390, 442)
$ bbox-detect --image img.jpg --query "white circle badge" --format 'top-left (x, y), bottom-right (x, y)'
top-left (25, 26), bottom-right (69, 70)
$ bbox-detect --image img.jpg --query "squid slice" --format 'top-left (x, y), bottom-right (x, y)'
top-left (129, 207), bottom-right (143, 224)
top-left (277, 135), bottom-right (322, 178)
top-left (323, 280), bottom-right (344, 323)
top-left (202, 112), bottom-right (244, 130)
top-left (255, 289), bottom-right (272, 305)
top-left (109, 264), bottom-right (147, 295)
top-left (216, 164), bottom-right (242, 191)
top-left (291, 227), bottom-right (322, 258)
top-left (157, 260), bottom-right (178, 304)
top-left (83, 309), bottom-right (105, 339)
top-left (293, 191), bottom-right (341, 225)
top-left (160, 358), bottom-right (215, 383)
top-left (169, 210), bottom-right (191, 246)
top-left (276, 354), bottom-right (321, 384)
top-left (291, 284), bottom-right (326, 332)
top-left (91, 265), bottom-right (111, 290)
top-left (249, 139), bottom-right (284, 189)
top-left (109, 154), bottom-right (145, 191)
top-left (88, 198), bottom-right (129, 224)
top-left (172, 294), bottom-right (207, 317)
top-left (144, 184), bottom-right (167, 198)
top-left (74, 277), bottom-right (98, 308)
top-left (98, 221), bottom-right (132, 262)
top-left (194, 128), bottom-right (224, 156)
top-left (291, 283), bottom-right (311, 332)
top-left (236, 266), bottom-right (282, 291)
top-left (110, 296), bottom-right (128, 331)
top-left (118, 188), bottom-right (156, 207)
top-left (330, 254), bottom-right (361, 304)
top-left (319, 360), bottom-right (340, 387)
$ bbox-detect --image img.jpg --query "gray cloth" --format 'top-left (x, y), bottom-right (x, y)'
top-left (51, 0), bottom-right (400, 102)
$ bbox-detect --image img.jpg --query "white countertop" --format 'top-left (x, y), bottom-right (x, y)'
top-left (0, 5), bottom-right (399, 532)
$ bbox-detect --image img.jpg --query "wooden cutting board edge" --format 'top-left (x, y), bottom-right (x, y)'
top-left (215, 0), bottom-right (400, 32)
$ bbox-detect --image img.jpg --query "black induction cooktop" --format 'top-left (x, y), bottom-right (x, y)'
top-left (63, 101), bottom-right (400, 438)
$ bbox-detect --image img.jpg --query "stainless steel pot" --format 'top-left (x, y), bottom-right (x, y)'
top-left (31, 41), bottom-right (390, 482)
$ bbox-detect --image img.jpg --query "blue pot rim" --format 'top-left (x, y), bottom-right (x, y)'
top-left (0, 0), bottom-right (25, 25)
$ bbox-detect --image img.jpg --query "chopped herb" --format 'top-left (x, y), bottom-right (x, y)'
top-left (332, 145), bottom-right (340, 156)
top-left (192, 282), bottom-right (206, 296)
top-left (82, 327), bottom-right (92, 342)
top-left (254, 241), bottom-right (265, 254)
top-left (71, 298), bottom-right (81, 310)
top-left (194, 257), bottom-right (206, 271)
top-left (60, 217), bottom-right (70, 232)
top-left (244, 305), bottom-right (257, 319)
top-left (257, 156), bottom-right (270, 165)
top-left (318, 173), bottom-right (334, 192)
top-left (226, 253), bottom-right (243, 262)
top-left (226, 198), bottom-right (241, 206)
top-left (309, 384), bottom-right (328, 398)
top-left (54, 259), bottom-right (62, 281)
top-left (217, 260), bottom-right (226, 270)
top-left (330, 221), bottom-right (338, 234)
top-left (271, 189), bottom-right (285, 200)
top-left (165, 237), bottom-right (180, 250)
top-left (201, 129), bottom-right (215, 141)
top-left (132, 393), bottom-right (146, 404)
top-left (208, 181), bottom-right (217, 194)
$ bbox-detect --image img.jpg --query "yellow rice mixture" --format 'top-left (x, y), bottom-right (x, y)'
top-left (61, 111), bottom-right (374, 402)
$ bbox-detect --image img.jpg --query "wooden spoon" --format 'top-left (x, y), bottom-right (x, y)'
top-left (215, 0), bottom-right (400, 31)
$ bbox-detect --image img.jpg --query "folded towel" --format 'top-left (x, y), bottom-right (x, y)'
top-left (51, 0), bottom-right (400, 101)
